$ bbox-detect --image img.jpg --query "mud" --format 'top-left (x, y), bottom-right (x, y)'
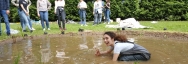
top-left (1, 30), bottom-right (188, 43)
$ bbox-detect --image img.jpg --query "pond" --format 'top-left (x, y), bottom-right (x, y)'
top-left (0, 32), bottom-right (188, 64)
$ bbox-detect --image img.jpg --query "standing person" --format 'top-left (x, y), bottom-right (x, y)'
top-left (93, 0), bottom-right (103, 25)
top-left (54, 0), bottom-right (66, 31)
top-left (19, 0), bottom-right (33, 33)
top-left (0, 0), bottom-right (11, 36)
top-left (77, 0), bottom-right (87, 26)
top-left (11, 0), bottom-right (35, 30)
top-left (95, 31), bottom-right (151, 61)
top-left (37, 0), bottom-right (51, 31)
top-left (104, 0), bottom-right (110, 24)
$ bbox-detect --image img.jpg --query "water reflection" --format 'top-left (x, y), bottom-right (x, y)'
top-left (40, 37), bottom-right (51, 63)
top-left (20, 39), bottom-right (36, 64)
top-left (0, 34), bottom-right (188, 64)
top-left (0, 42), bottom-right (12, 63)
top-left (79, 33), bottom-right (88, 50)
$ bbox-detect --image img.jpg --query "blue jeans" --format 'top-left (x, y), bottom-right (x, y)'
top-left (20, 11), bottom-right (32, 30)
top-left (79, 9), bottom-right (86, 25)
top-left (0, 10), bottom-right (10, 35)
top-left (18, 9), bottom-right (32, 29)
top-left (94, 13), bottom-right (102, 25)
top-left (39, 11), bottom-right (49, 29)
top-left (104, 9), bottom-right (110, 23)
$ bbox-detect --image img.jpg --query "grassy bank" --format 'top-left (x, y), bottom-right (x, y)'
top-left (0, 21), bottom-right (188, 41)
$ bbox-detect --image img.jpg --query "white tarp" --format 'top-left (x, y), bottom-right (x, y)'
top-left (105, 18), bottom-right (150, 29)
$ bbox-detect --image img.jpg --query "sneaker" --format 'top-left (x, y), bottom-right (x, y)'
top-left (60, 28), bottom-right (62, 30)
top-left (32, 27), bottom-right (35, 30)
top-left (107, 22), bottom-right (110, 24)
top-left (43, 28), bottom-right (45, 31)
top-left (48, 28), bottom-right (50, 30)
top-left (64, 28), bottom-right (66, 30)
top-left (81, 24), bottom-right (83, 26)
top-left (23, 30), bottom-right (27, 32)
top-left (84, 25), bottom-right (88, 26)
top-left (30, 30), bottom-right (33, 33)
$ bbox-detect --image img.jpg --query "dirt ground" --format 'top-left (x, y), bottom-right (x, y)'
top-left (1, 30), bottom-right (188, 43)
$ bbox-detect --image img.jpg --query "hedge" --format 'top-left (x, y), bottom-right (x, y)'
top-left (8, 0), bottom-right (188, 22)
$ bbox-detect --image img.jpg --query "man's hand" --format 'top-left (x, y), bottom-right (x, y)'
top-left (6, 10), bottom-right (10, 15)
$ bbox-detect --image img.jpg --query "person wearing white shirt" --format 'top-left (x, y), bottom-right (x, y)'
top-left (77, 0), bottom-right (87, 26)
top-left (95, 31), bottom-right (151, 61)
top-left (93, 0), bottom-right (103, 25)
top-left (54, 0), bottom-right (66, 31)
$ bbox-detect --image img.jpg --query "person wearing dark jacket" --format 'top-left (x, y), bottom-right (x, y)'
top-left (0, 0), bottom-right (11, 36)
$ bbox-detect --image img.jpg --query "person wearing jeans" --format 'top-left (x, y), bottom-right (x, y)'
top-left (77, 0), bottom-right (87, 26)
top-left (11, 0), bottom-right (35, 30)
top-left (54, 0), bottom-right (66, 31)
top-left (93, 0), bottom-right (103, 25)
top-left (37, 0), bottom-right (51, 31)
top-left (19, 0), bottom-right (33, 33)
top-left (0, 0), bottom-right (11, 36)
top-left (104, 0), bottom-right (110, 24)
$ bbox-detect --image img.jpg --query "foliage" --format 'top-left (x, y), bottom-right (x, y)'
top-left (8, 0), bottom-right (188, 22)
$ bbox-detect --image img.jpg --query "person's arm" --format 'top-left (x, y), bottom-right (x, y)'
top-left (54, 1), bottom-right (57, 14)
top-left (77, 2), bottom-right (80, 8)
top-left (93, 2), bottom-right (96, 14)
top-left (28, 0), bottom-right (32, 6)
top-left (62, 0), bottom-right (65, 7)
top-left (11, 0), bottom-right (19, 7)
top-left (95, 48), bottom-right (113, 56)
top-left (84, 2), bottom-right (87, 9)
top-left (6, 0), bottom-right (10, 14)
top-left (27, 0), bottom-right (31, 13)
top-left (36, 1), bottom-right (40, 17)
top-left (20, 3), bottom-right (29, 16)
top-left (107, 3), bottom-right (110, 9)
top-left (112, 53), bottom-right (120, 61)
top-left (47, 0), bottom-right (51, 10)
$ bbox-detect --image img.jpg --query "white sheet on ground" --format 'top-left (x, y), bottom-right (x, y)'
top-left (105, 18), bottom-right (150, 29)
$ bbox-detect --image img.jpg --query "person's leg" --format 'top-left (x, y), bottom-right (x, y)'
top-left (0, 13), bottom-right (2, 35)
top-left (18, 9), bottom-right (24, 28)
top-left (39, 11), bottom-right (45, 30)
top-left (44, 11), bottom-right (50, 30)
top-left (118, 54), bottom-right (148, 61)
top-left (104, 9), bottom-right (107, 23)
top-left (79, 9), bottom-right (83, 26)
top-left (1, 10), bottom-right (10, 35)
top-left (20, 11), bottom-right (32, 31)
top-left (83, 10), bottom-right (87, 26)
top-left (61, 10), bottom-right (66, 29)
top-left (28, 16), bottom-right (32, 29)
top-left (94, 13), bottom-right (98, 25)
top-left (99, 13), bottom-right (102, 24)
top-left (106, 9), bottom-right (110, 24)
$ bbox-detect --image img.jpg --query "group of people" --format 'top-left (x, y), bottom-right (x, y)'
top-left (78, 0), bottom-right (111, 26)
top-left (0, 0), bottom-right (111, 35)
top-left (0, 0), bottom-right (151, 61)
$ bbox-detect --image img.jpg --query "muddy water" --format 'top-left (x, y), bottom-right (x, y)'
top-left (0, 34), bottom-right (188, 64)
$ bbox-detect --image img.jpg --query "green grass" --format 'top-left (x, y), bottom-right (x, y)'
top-left (0, 21), bottom-right (188, 41)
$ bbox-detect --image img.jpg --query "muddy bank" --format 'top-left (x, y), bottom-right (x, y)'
top-left (1, 30), bottom-right (188, 43)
